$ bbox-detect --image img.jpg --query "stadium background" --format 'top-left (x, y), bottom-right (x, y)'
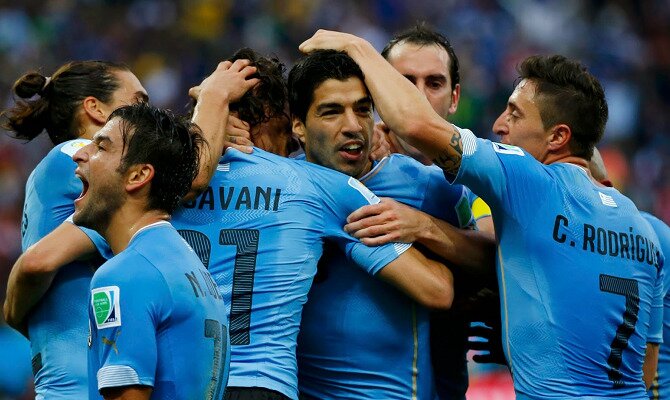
top-left (0, 0), bottom-right (668, 398)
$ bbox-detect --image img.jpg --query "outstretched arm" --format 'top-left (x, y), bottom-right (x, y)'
top-left (188, 60), bottom-right (260, 197)
top-left (4, 222), bottom-right (97, 336)
top-left (300, 30), bottom-right (464, 176)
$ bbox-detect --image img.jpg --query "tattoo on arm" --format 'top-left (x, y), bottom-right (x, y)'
top-left (432, 129), bottom-right (463, 176)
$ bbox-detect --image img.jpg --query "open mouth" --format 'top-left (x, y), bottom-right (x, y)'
top-left (339, 141), bottom-right (364, 160)
top-left (75, 172), bottom-right (89, 204)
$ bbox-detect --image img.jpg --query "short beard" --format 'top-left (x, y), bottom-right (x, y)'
top-left (73, 191), bottom-right (125, 237)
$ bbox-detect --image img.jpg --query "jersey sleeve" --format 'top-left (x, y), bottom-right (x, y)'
top-left (450, 127), bottom-right (550, 220)
top-left (89, 254), bottom-right (171, 391)
top-left (310, 169), bottom-right (409, 275)
top-left (421, 166), bottom-right (474, 229)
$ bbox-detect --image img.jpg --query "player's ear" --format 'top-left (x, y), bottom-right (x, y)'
top-left (449, 83), bottom-right (461, 115)
top-left (547, 124), bottom-right (571, 152)
top-left (82, 96), bottom-right (109, 125)
top-left (125, 164), bottom-right (154, 193)
top-left (292, 117), bottom-right (306, 144)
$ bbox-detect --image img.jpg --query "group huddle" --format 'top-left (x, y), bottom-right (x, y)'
top-left (2, 24), bottom-right (669, 400)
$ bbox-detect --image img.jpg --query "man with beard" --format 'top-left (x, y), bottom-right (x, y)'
top-left (73, 102), bottom-right (228, 399)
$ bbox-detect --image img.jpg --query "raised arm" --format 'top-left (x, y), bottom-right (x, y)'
top-left (300, 30), bottom-right (464, 176)
top-left (188, 60), bottom-right (260, 196)
top-left (4, 222), bottom-right (98, 336)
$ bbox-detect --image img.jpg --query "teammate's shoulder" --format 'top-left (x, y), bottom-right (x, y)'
top-left (40, 139), bottom-right (89, 167)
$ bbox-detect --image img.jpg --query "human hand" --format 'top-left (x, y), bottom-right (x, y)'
top-left (189, 59), bottom-right (259, 105)
top-left (225, 114), bottom-right (254, 154)
top-left (468, 321), bottom-right (508, 366)
top-left (299, 29), bottom-right (368, 54)
top-left (370, 122), bottom-right (391, 161)
top-left (344, 197), bottom-right (430, 245)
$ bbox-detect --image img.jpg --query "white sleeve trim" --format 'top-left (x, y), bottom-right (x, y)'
top-left (97, 365), bottom-right (145, 390)
top-left (393, 242), bottom-right (412, 255)
top-left (457, 126), bottom-right (478, 157)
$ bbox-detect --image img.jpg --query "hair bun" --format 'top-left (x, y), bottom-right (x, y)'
top-left (13, 72), bottom-right (49, 99)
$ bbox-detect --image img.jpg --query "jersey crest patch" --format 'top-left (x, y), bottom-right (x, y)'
top-left (348, 177), bottom-right (380, 205)
top-left (60, 139), bottom-right (90, 157)
top-left (492, 142), bottom-right (525, 156)
top-left (91, 286), bottom-right (121, 329)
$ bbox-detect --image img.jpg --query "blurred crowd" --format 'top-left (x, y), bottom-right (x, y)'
top-left (0, 0), bottom-right (668, 397)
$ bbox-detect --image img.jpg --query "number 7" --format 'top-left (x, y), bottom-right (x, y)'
top-left (599, 274), bottom-right (640, 388)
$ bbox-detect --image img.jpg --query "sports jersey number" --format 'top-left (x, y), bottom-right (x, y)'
top-left (220, 229), bottom-right (259, 345)
top-left (178, 229), bottom-right (260, 346)
top-left (599, 274), bottom-right (640, 388)
top-left (204, 319), bottom-right (228, 400)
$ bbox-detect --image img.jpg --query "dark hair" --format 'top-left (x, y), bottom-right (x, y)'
top-left (381, 22), bottom-right (460, 87)
top-left (518, 55), bottom-right (608, 160)
top-left (111, 103), bottom-right (203, 214)
top-left (1, 60), bottom-right (130, 145)
top-left (227, 47), bottom-right (287, 129)
top-left (288, 50), bottom-right (367, 122)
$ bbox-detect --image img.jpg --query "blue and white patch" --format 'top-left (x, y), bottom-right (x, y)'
top-left (60, 139), bottom-right (90, 157)
top-left (493, 142), bottom-right (525, 156)
top-left (348, 177), bottom-right (380, 205)
top-left (91, 286), bottom-right (121, 329)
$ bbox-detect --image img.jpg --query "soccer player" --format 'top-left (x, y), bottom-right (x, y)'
top-left (588, 150), bottom-right (670, 396)
top-left (72, 102), bottom-right (226, 399)
top-left (2, 59), bottom-right (258, 399)
top-left (343, 25), bottom-right (497, 398)
top-left (300, 30), bottom-right (665, 399)
top-left (2, 61), bottom-right (147, 399)
top-left (289, 50), bottom-right (485, 399)
top-left (171, 48), bottom-right (454, 400)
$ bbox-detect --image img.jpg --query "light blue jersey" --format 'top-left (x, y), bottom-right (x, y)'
top-left (453, 128), bottom-right (664, 399)
top-left (21, 139), bottom-right (109, 399)
top-left (645, 212), bottom-right (670, 400)
top-left (297, 154), bottom-right (473, 400)
top-left (171, 148), bottom-right (407, 399)
top-left (87, 222), bottom-right (228, 399)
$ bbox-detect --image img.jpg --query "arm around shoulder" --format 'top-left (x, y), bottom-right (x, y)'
top-left (3, 222), bottom-right (98, 334)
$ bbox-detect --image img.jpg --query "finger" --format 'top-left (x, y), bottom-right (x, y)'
top-left (226, 142), bottom-right (254, 154)
top-left (228, 59), bottom-right (251, 72)
top-left (229, 135), bottom-right (253, 147)
top-left (360, 234), bottom-right (400, 246)
top-left (472, 354), bottom-right (493, 364)
top-left (214, 60), bottom-right (233, 72)
top-left (344, 213), bottom-right (388, 233)
top-left (239, 65), bottom-right (258, 78)
top-left (346, 203), bottom-right (388, 224)
top-left (229, 115), bottom-right (250, 131)
top-left (241, 77), bottom-right (261, 91)
top-left (188, 86), bottom-right (201, 100)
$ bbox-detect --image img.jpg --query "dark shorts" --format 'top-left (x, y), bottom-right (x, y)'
top-left (225, 387), bottom-right (291, 400)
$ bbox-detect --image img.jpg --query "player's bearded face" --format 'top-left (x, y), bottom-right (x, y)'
top-left (73, 119), bottom-right (126, 233)
top-left (301, 77), bottom-right (373, 178)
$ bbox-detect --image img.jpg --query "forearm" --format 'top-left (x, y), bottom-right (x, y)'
top-left (189, 93), bottom-right (231, 196)
top-left (643, 343), bottom-right (659, 389)
top-left (419, 216), bottom-right (496, 275)
top-left (4, 252), bottom-right (58, 335)
top-left (343, 39), bottom-right (462, 172)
